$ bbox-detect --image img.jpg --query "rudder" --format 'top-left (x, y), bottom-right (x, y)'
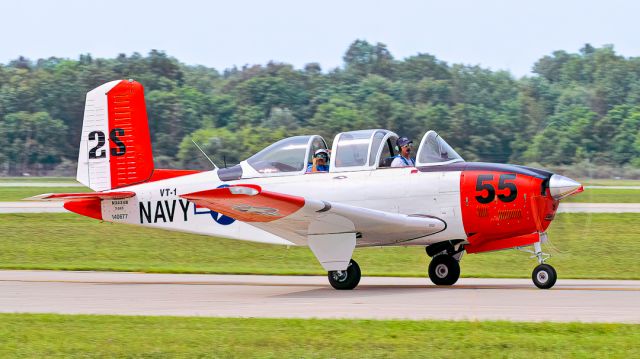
top-left (77, 79), bottom-right (154, 191)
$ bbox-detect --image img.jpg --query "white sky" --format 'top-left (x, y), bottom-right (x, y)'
top-left (2, 0), bottom-right (639, 77)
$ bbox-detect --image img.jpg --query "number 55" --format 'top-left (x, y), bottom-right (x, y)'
top-left (475, 174), bottom-right (518, 204)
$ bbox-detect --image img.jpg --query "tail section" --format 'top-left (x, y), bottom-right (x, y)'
top-left (77, 79), bottom-right (154, 191)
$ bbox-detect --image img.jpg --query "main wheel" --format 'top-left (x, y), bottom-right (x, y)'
top-left (428, 255), bottom-right (460, 286)
top-left (328, 259), bottom-right (361, 290)
top-left (532, 264), bottom-right (557, 289)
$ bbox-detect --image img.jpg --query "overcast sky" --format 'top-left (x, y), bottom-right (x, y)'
top-left (3, 0), bottom-right (639, 77)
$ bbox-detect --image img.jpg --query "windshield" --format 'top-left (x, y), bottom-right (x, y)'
top-left (417, 131), bottom-right (464, 165)
top-left (247, 136), bottom-right (310, 174)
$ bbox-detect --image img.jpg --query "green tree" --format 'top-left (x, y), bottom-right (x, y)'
top-left (343, 40), bottom-right (395, 78)
top-left (0, 112), bottom-right (67, 174)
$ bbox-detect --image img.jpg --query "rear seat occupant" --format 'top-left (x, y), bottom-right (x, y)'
top-left (391, 136), bottom-right (415, 167)
top-left (307, 149), bottom-right (330, 173)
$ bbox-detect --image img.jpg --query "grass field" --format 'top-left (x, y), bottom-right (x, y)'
top-left (0, 186), bottom-right (91, 201)
top-left (1, 212), bottom-right (638, 279)
top-left (564, 188), bottom-right (640, 203)
top-left (0, 314), bottom-right (638, 358)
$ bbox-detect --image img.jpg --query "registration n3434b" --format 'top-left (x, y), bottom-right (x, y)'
top-left (29, 80), bottom-right (583, 290)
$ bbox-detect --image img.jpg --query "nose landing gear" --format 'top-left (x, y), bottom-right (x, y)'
top-left (521, 239), bottom-right (557, 289)
top-left (531, 241), bottom-right (557, 289)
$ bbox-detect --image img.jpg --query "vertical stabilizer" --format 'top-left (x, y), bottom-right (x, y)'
top-left (77, 80), bottom-right (154, 191)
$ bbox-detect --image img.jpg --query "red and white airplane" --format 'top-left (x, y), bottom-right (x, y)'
top-left (32, 79), bottom-right (584, 290)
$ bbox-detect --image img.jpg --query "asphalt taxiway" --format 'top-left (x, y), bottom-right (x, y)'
top-left (1, 270), bottom-right (638, 323)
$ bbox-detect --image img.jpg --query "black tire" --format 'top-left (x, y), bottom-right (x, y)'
top-left (532, 264), bottom-right (557, 289)
top-left (328, 259), bottom-right (361, 290)
top-left (428, 255), bottom-right (460, 286)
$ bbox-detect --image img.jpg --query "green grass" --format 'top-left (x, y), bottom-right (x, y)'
top-left (564, 188), bottom-right (640, 203)
top-left (1, 213), bottom-right (638, 279)
top-left (0, 314), bottom-right (638, 358)
top-left (0, 186), bottom-right (91, 201)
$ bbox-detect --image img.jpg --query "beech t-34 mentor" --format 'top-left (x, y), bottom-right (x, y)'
top-left (31, 79), bottom-right (584, 290)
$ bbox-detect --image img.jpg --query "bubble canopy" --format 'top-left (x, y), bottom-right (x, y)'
top-left (228, 130), bottom-right (463, 179)
top-left (330, 129), bottom-right (399, 173)
top-left (244, 135), bottom-right (327, 176)
top-left (415, 130), bottom-right (464, 166)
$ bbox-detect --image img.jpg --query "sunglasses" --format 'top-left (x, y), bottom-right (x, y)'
top-left (401, 143), bottom-right (413, 148)
top-left (315, 154), bottom-right (329, 161)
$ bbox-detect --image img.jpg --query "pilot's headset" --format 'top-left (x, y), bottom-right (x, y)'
top-left (395, 137), bottom-right (413, 152)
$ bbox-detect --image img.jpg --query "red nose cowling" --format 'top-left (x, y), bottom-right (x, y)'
top-left (460, 170), bottom-right (559, 254)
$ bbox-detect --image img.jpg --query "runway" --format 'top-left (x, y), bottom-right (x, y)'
top-left (1, 270), bottom-right (639, 323)
top-left (557, 202), bottom-right (640, 213)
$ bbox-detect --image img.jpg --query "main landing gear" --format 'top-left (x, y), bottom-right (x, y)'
top-left (328, 259), bottom-right (361, 290)
top-left (426, 240), bottom-right (464, 286)
top-left (428, 255), bottom-right (460, 285)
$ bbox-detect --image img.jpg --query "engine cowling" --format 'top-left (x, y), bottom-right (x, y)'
top-left (459, 164), bottom-right (574, 254)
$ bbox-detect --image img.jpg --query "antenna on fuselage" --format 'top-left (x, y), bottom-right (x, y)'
top-left (191, 139), bottom-right (218, 169)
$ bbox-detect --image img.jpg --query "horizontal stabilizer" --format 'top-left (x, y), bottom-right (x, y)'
top-left (25, 191), bottom-right (136, 201)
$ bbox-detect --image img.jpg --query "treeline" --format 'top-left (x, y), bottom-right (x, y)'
top-left (1, 41), bottom-right (640, 175)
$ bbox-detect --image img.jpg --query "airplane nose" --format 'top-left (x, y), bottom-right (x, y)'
top-left (548, 174), bottom-right (583, 200)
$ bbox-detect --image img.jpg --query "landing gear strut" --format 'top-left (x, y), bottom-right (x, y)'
top-left (328, 259), bottom-right (361, 290)
top-left (530, 241), bottom-right (557, 289)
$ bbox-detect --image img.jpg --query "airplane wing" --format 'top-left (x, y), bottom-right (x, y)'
top-left (181, 184), bottom-right (446, 270)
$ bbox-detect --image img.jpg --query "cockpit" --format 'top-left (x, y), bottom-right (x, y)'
top-left (330, 129), bottom-right (399, 172)
top-left (216, 129), bottom-right (463, 180)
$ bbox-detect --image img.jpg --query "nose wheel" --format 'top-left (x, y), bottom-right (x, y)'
top-left (521, 239), bottom-right (557, 289)
top-left (328, 259), bottom-right (361, 290)
top-left (532, 263), bottom-right (557, 289)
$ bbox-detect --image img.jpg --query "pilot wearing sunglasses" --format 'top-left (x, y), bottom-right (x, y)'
top-left (391, 137), bottom-right (415, 167)
top-left (307, 149), bottom-right (330, 173)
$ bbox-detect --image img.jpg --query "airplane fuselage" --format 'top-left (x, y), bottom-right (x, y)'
top-left (97, 161), bottom-right (557, 251)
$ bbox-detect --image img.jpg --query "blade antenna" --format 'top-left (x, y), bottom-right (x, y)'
top-left (191, 139), bottom-right (217, 169)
